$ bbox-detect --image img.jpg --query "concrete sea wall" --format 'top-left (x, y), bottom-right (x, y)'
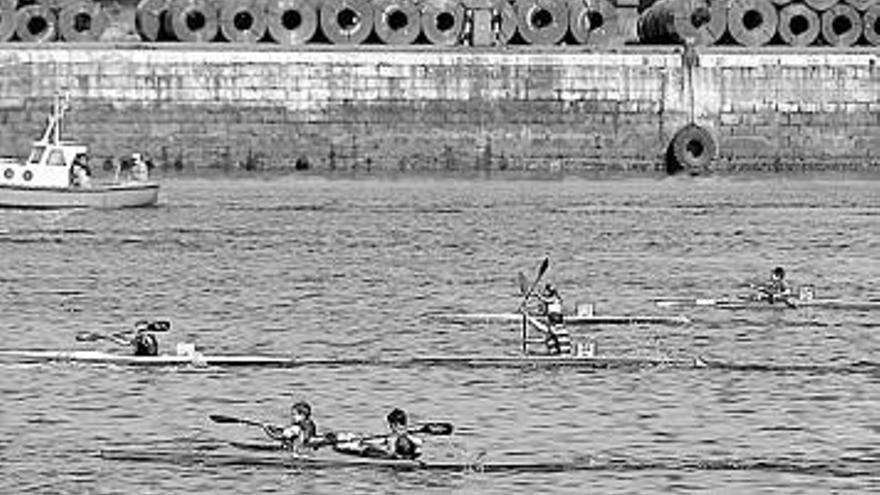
top-left (0, 44), bottom-right (877, 174)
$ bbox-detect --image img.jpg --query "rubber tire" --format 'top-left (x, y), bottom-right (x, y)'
top-left (667, 124), bottom-right (716, 174)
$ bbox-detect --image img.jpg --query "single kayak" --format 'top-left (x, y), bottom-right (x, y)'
top-left (0, 349), bottom-right (703, 369)
top-left (430, 313), bottom-right (690, 326)
top-left (653, 297), bottom-right (880, 311)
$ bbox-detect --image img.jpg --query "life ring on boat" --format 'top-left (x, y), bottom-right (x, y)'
top-left (22, 170), bottom-right (33, 181)
top-left (3, 168), bottom-right (12, 180)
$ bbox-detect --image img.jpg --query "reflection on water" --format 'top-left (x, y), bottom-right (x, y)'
top-left (1, 177), bottom-right (878, 493)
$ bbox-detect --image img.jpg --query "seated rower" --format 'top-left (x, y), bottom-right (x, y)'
top-left (753, 266), bottom-right (792, 304)
top-left (263, 401), bottom-right (318, 452)
top-left (335, 408), bottom-right (423, 460)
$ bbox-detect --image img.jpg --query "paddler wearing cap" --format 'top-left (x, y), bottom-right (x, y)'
top-left (263, 401), bottom-right (318, 451)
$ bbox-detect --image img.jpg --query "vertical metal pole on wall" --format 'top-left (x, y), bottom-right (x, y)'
top-left (521, 314), bottom-right (528, 355)
top-left (683, 37), bottom-right (697, 126)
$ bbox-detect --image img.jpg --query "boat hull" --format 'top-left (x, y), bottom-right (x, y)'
top-left (0, 182), bottom-right (159, 209)
top-left (654, 297), bottom-right (880, 311)
top-left (431, 313), bottom-right (690, 326)
top-left (0, 350), bottom-right (701, 368)
top-left (100, 447), bottom-right (573, 472)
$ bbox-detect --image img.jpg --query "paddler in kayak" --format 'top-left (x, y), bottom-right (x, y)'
top-left (263, 400), bottom-right (318, 452)
top-left (752, 266), bottom-right (793, 304)
top-left (129, 320), bottom-right (162, 356)
top-left (535, 283), bottom-right (572, 355)
top-left (334, 408), bottom-right (423, 460)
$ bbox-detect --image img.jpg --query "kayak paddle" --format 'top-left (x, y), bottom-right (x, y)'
top-left (517, 272), bottom-right (529, 297)
top-left (209, 414), bottom-right (285, 438)
top-left (75, 332), bottom-right (130, 346)
top-left (315, 422), bottom-right (455, 449)
top-left (209, 414), bottom-right (271, 428)
top-left (518, 257), bottom-right (549, 312)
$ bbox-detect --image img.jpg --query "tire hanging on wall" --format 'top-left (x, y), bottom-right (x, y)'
top-left (666, 123), bottom-right (716, 174)
top-left (136, 0), bottom-right (170, 41)
top-left (864, 4), bottom-right (880, 46)
top-left (420, 0), bottom-right (464, 46)
top-left (821, 3), bottom-right (862, 46)
top-left (768, 0), bottom-right (792, 6)
top-left (220, 0), bottom-right (267, 43)
top-left (15, 4), bottom-right (57, 42)
top-left (373, 0), bottom-right (420, 45)
top-left (0, 0), bottom-right (16, 42)
top-left (320, 0), bottom-right (373, 45)
top-left (266, 0), bottom-right (317, 45)
top-left (58, 1), bottom-right (109, 41)
top-left (165, 0), bottom-right (219, 42)
top-left (728, 0), bottom-right (777, 46)
top-left (777, 2), bottom-right (820, 46)
top-left (515, 0), bottom-right (568, 45)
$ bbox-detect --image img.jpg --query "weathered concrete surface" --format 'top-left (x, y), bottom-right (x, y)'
top-left (0, 44), bottom-right (877, 173)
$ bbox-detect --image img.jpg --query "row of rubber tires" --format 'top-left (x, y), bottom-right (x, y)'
top-left (639, 0), bottom-right (880, 47)
top-left (0, 0), bottom-right (108, 42)
top-left (136, 0), bottom-right (624, 46)
top-left (0, 0), bottom-right (624, 46)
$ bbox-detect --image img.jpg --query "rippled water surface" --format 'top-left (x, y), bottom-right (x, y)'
top-left (1, 176), bottom-right (878, 493)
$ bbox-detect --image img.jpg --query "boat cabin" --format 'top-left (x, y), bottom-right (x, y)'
top-left (0, 96), bottom-right (89, 189)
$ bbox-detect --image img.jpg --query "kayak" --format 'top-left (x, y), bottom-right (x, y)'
top-left (653, 297), bottom-right (880, 311)
top-left (99, 446), bottom-right (876, 476)
top-left (430, 313), bottom-right (691, 326)
top-left (99, 446), bottom-right (578, 472)
top-left (0, 350), bottom-right (703, 369)
top-left (6, 349), bottom-right (875, 375)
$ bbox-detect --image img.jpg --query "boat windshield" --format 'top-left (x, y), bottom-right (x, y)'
top-left (27, 146), bottom-right (46, 165)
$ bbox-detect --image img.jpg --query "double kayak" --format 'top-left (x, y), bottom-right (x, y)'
top-left (100, 446), bottom-right (583, 472)
top-left (99, 444), bottom-right (877, 476)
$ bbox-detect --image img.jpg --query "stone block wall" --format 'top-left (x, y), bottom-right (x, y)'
top-left (0, 45), bottom-right (877, 174)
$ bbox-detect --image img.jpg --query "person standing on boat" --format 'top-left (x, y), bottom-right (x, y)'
top-left (537, 283), bottom-right (564, 323)
top-left (70, 154), bottom-right (91, 188)
top-left (130, 153), bottom-right (149, 182)
top-left (264, 401), bottom-right (318, 452)
top-left (754, 267), bottom-right (792, 304)
top-left (535, 284), bottom-right (572, 354)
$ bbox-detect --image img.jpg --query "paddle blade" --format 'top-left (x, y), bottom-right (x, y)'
top-left (416, 422), bottom-right (454, 436)
top-left (517, 272), bottom-right (529, 296)
top-left (537, 257), bottom-right (549, 278)
top-left (75, 332), bottom-right (104, 342)
top-left (209, 414), bottom-right (248, 425)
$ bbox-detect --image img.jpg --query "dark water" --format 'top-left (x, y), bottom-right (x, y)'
top-left (1, 176), bottom-right (878, 493)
